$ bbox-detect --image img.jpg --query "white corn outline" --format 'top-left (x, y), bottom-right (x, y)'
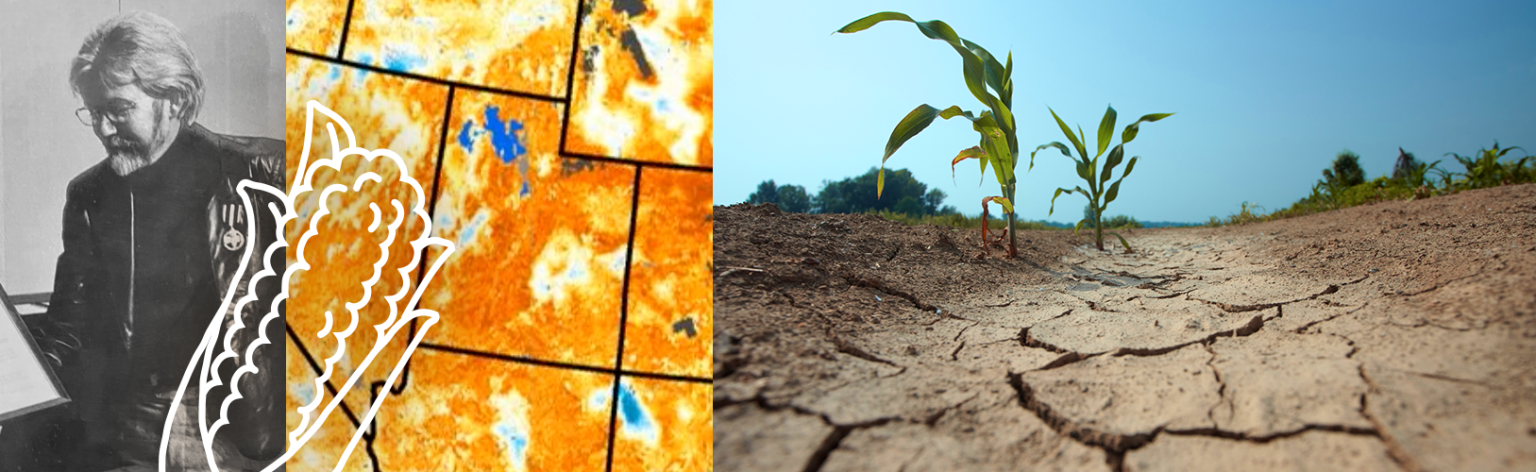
top-left (161, 100), bottom-right (456, 472)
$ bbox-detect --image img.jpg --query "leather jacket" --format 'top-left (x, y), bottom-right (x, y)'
top-left (39, 122), bottom-right (286, 460)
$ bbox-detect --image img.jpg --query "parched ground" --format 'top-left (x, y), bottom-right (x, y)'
top-left (712, 183), bottom-right (1536, 472)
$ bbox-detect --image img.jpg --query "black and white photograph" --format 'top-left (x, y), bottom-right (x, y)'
top-left (0, 1), bottom-right (285, 470)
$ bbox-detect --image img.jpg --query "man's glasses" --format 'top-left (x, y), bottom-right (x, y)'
top-left (75, 102), bottom-right (136, 127)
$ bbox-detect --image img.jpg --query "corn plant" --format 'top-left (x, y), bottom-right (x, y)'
top-left (1035, 105), bottom-right (1172, 252)
top-left (835, 12), bottom-right (1024, 257)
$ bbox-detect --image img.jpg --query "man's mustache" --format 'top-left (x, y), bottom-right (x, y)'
top-left (106, 138), bottom-right (144, 152)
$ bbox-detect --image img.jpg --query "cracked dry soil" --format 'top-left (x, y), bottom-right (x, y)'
top-left (712, 183), bottom-right (1536, 472)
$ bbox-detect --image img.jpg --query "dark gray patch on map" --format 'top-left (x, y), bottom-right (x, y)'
top-left (619, 28), bottom-right (654, 79)
top-left (673, 317), bottom-right (697, 338)
top-left (612, 0), bottom-right (647, 17)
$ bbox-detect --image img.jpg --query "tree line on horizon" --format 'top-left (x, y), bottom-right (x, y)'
top-left (745, 167), bottom-right (958, 216)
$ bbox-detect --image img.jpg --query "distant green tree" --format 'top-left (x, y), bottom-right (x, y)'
top-left (747, 180), bottom-right (779, 205)
top-left (1102, 214), bottom-right (1142, 229)
top-left (812, 167), bottom-right (944, 215)
top-left (1323, 150), bottom-right (1366, 188)
top-left (747, 180), bottom-right (813, 213)
top-left (894, 196), bottom-right (924, 215)
top-left (922, 188), bottom-right (947, 215)
top-left (777, 184), bottom-right (811, 213)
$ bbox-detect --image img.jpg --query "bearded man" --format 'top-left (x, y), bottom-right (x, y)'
top-left (3, 11), bottom-right (285, 471)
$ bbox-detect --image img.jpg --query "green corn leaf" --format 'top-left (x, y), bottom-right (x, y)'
top-left (1121, 156), bottom-right (1139, 180)
top-left (1031, 142), bottom-right (1073, 174)
top-left (951, 146), bottom-right (985, 185)
top-left (1096, 105), bottom-right (1117, 158)
top-left (1049, 186), bottom-right (1088, 216)
top-left (1049, 108), bottom-right (1088, 161)
top-left (1106, 231), bottom-right (1133, 252)
top-left (877, 104), bottom-right (944, 197)
top-left (1002, 51), bottom-right (1013, 105)
top-left (1104, 178), bottom-right (1123, 205)
top-left (1078, 124), bottom-right (1089, 160)
top-left (835, 12), bottom-right (1000, 127)
top-left (1101, 144), bottom-right (1124, 184)
top-left (1074, 218), bottom-right (1088, 237)
top-left (983, 195), bottom-right (1014, 214)
top-left (882, 104), bottom-right (942, 162)
top-left (1121, 112), bottom-right (1174, 144)
top-left (1034, 142), bottom-right (1074, 160)
top-left (834, 11), bottom-right (916, 33)
top-left (980, 127), bottom-right (1013, 185)
top-left (962, 38), bottom-right (1007, 99)
top-left (1005, 50), bottom-right (1013, 82)
top-left (939, 105), bottom-right (971, 120)
top-left (1076, 159), bottom-right (1091, 181)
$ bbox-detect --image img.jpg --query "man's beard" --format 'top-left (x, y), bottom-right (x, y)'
top-left (108, 142), bottom-right (152, 175)
top-left (107, 102), bottom-right (176, 176)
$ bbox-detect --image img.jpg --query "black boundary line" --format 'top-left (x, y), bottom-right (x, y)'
top-left (335, 0), bottom-right (358, 59)
top-left (417, 342), bottom-right (711, 384)
top-left (563, 151), bottom-right (713, 172)
top-left (287, 48), bottom-right (566, 104)
top-left (556, 0), bottom-right (587, 154)
top-left (356, 84), bottom-right (458, 472)
top-left (402, 84), bottom-right (456, 385)
top-left (603, 166), bottom-right (643, 472)
top-left (284, 324), bottom-right (363, 429)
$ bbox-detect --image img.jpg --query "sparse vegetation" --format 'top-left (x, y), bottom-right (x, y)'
top-left (869, 209), bottom-right (1062, 231)
top-left (1208, 141), bottom-right (1531, 227)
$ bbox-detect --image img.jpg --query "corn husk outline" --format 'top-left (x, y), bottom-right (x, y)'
top-left (161, 100), bottom-right (456, 472)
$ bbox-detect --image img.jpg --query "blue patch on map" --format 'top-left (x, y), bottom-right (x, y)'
top-left (492, 422), bottom-right (529, 469)
top-left (483, 106), bottom-right (527, 164)
top-left (354, 53), bottom-right (373, 81)
top-left (458, 119), bottom-right (475, 153)
top-left (520, 181), bottom-right (530, 198)
top-left (382, 49), bottom-right (425, 73)
top-left (459, 210), bottom-right (488, 248)
top-left (617, 384), bottom-right (655, 436)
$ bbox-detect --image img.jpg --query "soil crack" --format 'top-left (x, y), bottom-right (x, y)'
top-left (830, 330), bottom-right (903, 369)
top-left (844, 273), bottom-right (939, 313)
top-left (1025, 314), bottom-right (1266, 372)
top-left (1357, 364), bottom-right (1426, 472)
top-left (1189, 275), bottom-right (1368, 313)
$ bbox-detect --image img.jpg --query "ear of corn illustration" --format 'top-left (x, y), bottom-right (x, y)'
top-left (163, 101), bottom-right (456, 472)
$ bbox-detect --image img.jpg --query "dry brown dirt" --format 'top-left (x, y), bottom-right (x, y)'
top-left (712, 183), bottom-right (1536, 472)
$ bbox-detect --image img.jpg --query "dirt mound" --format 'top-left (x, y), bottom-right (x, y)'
top-left (713, 184), bottom-right (1536, 472)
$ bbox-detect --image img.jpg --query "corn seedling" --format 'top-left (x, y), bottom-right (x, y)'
top-left (1035, 105), bottom-right (1172, 252)
top-left (836, 12), bottom-right (1024, 257)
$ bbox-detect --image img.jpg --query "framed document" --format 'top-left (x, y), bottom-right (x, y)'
top-left (0, 283), bottom-right (69, 423)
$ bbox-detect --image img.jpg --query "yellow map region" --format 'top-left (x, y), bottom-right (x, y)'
top-left (284, 0), bottom-right (712, 470)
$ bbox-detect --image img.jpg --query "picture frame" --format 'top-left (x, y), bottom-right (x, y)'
top-left (0, 282), bottom-right (69, 424)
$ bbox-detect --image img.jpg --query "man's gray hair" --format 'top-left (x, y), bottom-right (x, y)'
top-left (70, 11), bottom-right (204, 126)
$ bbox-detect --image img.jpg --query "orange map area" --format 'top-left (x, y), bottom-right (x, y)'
top-left (284, 0), bottom-right (712, 470)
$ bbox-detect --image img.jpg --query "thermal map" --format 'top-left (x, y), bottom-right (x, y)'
top-left (283, 0), bottom-right (712, 470)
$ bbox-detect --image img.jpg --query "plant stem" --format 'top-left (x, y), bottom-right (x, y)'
top-left (1006, 212), bottom-right (1017, 257)
top-left (1093, 201), bottom-right (1105, 251)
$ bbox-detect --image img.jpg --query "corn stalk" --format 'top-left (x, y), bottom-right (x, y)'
top-left (836, 11), bottom-right (1025, 257)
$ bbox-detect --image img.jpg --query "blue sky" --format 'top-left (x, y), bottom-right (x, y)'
top-left (716, 0), bottom-right (1536, 223)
